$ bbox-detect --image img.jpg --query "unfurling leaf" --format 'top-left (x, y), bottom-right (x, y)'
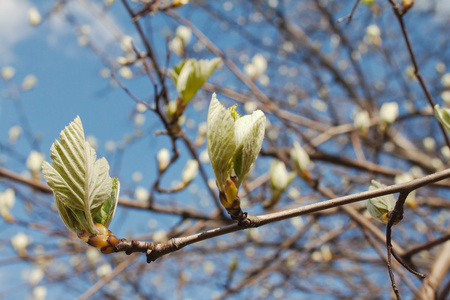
top-left (42, 116), bottom-right (119, 235)
top-left (171, 57), bottom-right (221, 103)
top-left (207, 93), bottom-right (238, 192)
top-left (207, 93), bottom-right (265, 217)
top-left (366, 180), bottom-right (399, 224)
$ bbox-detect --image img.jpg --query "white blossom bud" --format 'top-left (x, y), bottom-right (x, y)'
top-left (152, 230), bottom-right (168, 243)
top-left (117, 56), bottom-right (129, 65)
top-left (22, 74), bottom-right (37, 90)
top-left (86, 247), bottom-right (100, 265)
top-left (134, 113), bottom-right (145, 127)
top-left (244, 63), bottom-right (258, 80)
top-left (258, 74), bottom-right (270, 86)
top-left (252, 54), bottom-right (267, 75)
top-left (379, 102), bottom-right (398, 124)
top-left (441, 146), bottom-right (450, 159)
top-left (441, 73), bottom-right (450, 88)
top-left (441, 91), bottom-right (450, 105)
top-left (366, 24), bottom-right (380, 38)
top-left (354, 110), bottom-right (370, 134)
top-left (0, 188), bottom-right (15, 221)
top-left (135, 187), bottom-right (149, 204)
top-left (176, 26), bottom-right (192, 44)
top-left (26, 151), bottom-right (44, 173)
top-left (119, 66), bottom-right (133, 79)
top-left (32, 286), bottom-right (47, 300)
top-left (199, 149), bottom-right (209, 163)
top-left (26, 268), bottom-right (44, 286)
top-left (170, 37), bottom-right (183, 56)
top-left (1, 66), bottom-right (15, 80)
top-left (366, 24), bottom-right (382, 46)
top-left (423, 137), bottom-right (436, 152)
top-left (244, 54), bottom-right (267, 80)
top-left (136, 103), bottom-right (147, 113)
top-left (244, 101), bottom-right (259, 114)
top-left (96, 263), bottom-right (112, 277)
top-left (270, 160), bottom-right (293, 191)
top-left (120, 36), bottom-right (133, 53)
top-left (290, 142), bottom-right (313, 173)
top-left (182, 159), bottom-right (199, 183)
top-left (157, 148), bottom-right (170, 171)
top-left (28, 8), bottom-right (42, 26)
top-left (11, 232), bottom-right (31, 256)
top-left (8, 126), bottom-right (22, 144)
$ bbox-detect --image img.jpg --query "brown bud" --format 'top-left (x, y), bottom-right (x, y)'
top-left (402, 0), bottom-right (414, 14)
top-left (78, 223), bottom-right (120, 254)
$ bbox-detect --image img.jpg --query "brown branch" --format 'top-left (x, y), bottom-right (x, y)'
top-left (361, 228), bottom-right (422, 297)
top-left (386, 210), bottom-right (403, 300)
top-left (112, 168), bottom-right (450, 262)
top-left (402, 233), bottom-right (450, 260)
top-left (385, 186), bottom-right (426, 299)
top-left (118, 199), bottom-right (222, 221)
top-left (0, 167), bottom-right (52, 194)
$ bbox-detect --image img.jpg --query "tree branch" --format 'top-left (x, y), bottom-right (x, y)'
top-left (113, 168), bottom-right (450, 262)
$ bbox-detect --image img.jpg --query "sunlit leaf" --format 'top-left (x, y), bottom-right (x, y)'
top-left (42, 116), bottom-right (115, 234)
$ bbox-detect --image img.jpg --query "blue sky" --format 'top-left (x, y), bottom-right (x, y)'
top-left (1, 0), bottom-right (450, 299)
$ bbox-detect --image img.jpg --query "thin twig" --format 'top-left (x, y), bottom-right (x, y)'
top-left (337, 0), bottom-right (360, 24)
top-left (386, 190), bottom-right (410, 300)
top-left (77, 254), bottom-right (138, 300)
top-left (387, 217), bottom-right (401, 299)
top-left (391, 249), bottom-right (425, 279)
top-left (402, 233), bottom-right (450, 259)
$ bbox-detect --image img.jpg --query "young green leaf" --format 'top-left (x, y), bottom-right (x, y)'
top-left (207, 93), bottom-right (266, 218)
top-left (233, 110), bottom-right (265, 187)
top-left (93, 177), bottom-right (120, 228)
top-left (171, 58), bottom-right (221, 103)
top-left (366, 180), bottom-right (397, 224)
top-left (207, 93), bottom-right (237, 191)
top-left (42, 116), bottom-right (117, 234)
top-left (435, 105), bottom-right (450, 133)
